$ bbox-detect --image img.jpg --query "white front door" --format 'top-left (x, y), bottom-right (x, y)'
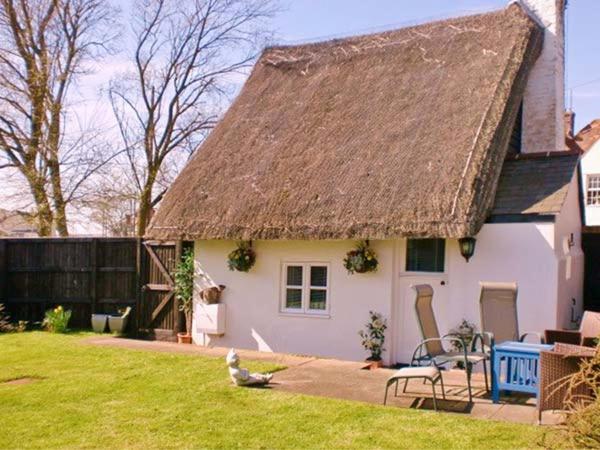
top-left (393, 239), bottom-right (448, 365)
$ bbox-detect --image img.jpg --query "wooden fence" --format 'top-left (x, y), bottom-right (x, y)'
top-left (0, 238), bottom-right (139, 330)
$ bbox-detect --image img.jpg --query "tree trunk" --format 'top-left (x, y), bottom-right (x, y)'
top-left (136, 187), bottom-right (153, 237)
top-left (136, 168), bottom-right (159, 237)
top-left (48, 157), bottom-right (69, 236)
top-left (28, 171), bottom-right (54, 236)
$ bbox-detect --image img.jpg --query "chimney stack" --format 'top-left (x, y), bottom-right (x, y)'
top-left (519, 0), bottom-right (567, 153)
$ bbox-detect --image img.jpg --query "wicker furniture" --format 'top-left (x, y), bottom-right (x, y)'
top-left (544, 311), bottom-right (600, 347)
top-left (491, 341), bottom-right (553, 403)
top-left (411, 284), bottom-right (487, 402)
top-left (538, 342), bottom-right (596, 423)
top-left (383, 366), bottom-right (446, 411)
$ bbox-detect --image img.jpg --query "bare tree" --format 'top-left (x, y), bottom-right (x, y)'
top-left (0, 0), bottom-right (118, 236)
top-left (110, 0), bottom-right (276, 236)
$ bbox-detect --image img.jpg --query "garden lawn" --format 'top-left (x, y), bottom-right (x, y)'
top-left (0, 332), bottom-right (544, 449)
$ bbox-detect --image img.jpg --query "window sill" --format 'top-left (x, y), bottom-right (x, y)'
top-left (278, 312), bottom-right (331, 319)
top-left (399, 271), bottom-right (448, 277)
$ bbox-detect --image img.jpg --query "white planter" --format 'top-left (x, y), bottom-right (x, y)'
top-left (91, 314), bottom-right (109, 333)
top-left (108, 315), bottom-right (129, 334)
top-left (195, 303), bottom-right (226, 335)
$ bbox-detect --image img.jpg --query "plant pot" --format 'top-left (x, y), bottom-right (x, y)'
top-left (108, 315), bottom-right (129, 335)
top-left (177, 332), bottom-right (192, 344)
top-left (365, 359), bottom-right (384, 370)
top-left (91, 314), bottom-right (109, 333)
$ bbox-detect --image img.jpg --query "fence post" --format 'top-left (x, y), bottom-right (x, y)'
top-left (173, 240), bottom-right (183, 336)
top-left (135, 238), bottom-right (143, 337)
top-left (90, 239), bottom-right (98, 315)
top-left (0, 240), bottom-right (6, 303)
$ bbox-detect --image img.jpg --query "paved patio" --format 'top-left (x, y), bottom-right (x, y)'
top-left (83, 336), bottom-right (563, 425)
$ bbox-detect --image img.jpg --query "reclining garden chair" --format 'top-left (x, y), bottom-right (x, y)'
top-left (544, 311), bottom-right (600, 347)
top-left (475, 282), bottom-right (544, 352)
top-left (411, 284), bottom-right (488, 403)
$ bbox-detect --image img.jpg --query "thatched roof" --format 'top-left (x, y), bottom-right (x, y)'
top-left (148, 4), bottom-right (544, 240)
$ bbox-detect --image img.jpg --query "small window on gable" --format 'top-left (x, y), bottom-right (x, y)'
top-left (508, 102), bottom-right (523, 154)
top-left (281, 263), bottom-right (330, 316)
top-left (406, 239), bottom-right (445, 273)
top-left (587, 175), bottom-right (600, 206)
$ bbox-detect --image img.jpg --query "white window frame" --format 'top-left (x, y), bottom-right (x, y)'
top-left (280, 262), bottom-right (331, 317)
top-left (587, 174), bottom-right (600, 206)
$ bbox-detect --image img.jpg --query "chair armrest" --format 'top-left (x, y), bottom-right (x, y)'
top-left (544, 329), bottom-right (581, 345)
top-left (411, 337), bottom-right (468, 366)
top-left (519, 331), bottom-right (545, 344)
top-left (471, 332), bottom-right (493, 353)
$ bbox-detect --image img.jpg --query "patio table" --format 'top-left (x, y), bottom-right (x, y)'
top-left (492, 341), bottom-right (554, 403)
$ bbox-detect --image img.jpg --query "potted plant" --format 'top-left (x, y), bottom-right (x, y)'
top-left (43, 305), bottom-right (72, 333)
top-left (359, 311), bottom-right (388, 369)
top-left (344, 241), bottom-right (378, 274)
top-left (227, 241), bottom-right (256, 272)
top-left (449, 319), bottom-right (477, 369)
top-left (174, 248), bottom-right (194, 344)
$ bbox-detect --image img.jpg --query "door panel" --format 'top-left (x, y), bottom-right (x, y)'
top-left (394, 274), bottom-right (448, 364)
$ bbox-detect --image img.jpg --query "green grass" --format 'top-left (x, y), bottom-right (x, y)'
top-left (0, 332), bottom-right (543, 449)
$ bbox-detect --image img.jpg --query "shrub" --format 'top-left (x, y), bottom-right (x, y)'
top-left (544, 343), bottom-right (600, 448)
top-left (174, 248), bottom-right (194, 335)
top-left (358, 311), bottom-right (387, 361)
top-left (0, 303), bottom-right (13, 332)
top-left (43, 305), bottom-right (71, 333)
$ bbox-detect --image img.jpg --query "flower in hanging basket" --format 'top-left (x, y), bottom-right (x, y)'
top-left (343, 241), bottom-right (378, 274)
top-left (227, 241), bottom-right (256, 272)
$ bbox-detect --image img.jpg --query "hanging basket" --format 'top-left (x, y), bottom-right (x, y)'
top-left (343, 241), bottom-right (378, 274)
top-left (227, 241), bottom-right (256, 272)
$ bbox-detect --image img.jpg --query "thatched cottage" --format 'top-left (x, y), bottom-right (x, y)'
top-left (148, 0), bottom-right (584, 364)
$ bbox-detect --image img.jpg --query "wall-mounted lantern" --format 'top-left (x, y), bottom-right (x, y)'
top-left (458, 237), bottom-right (476, 262)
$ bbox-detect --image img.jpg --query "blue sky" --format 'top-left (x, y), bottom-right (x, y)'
top-left (269, 0), bottom-right (599, 131)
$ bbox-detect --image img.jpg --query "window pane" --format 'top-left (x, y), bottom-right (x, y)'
top-left (310, 266), bottom-right (327, 287)
top-left (285, 289), bottom-right (302, 309)
top-left (309, 289), bottom-right (327, 310)
top-left (286, 266), bottom-right (303, 286)
top-left (588, 175), bottom-right (600, 206)
top-left (406, 239), bottom-right (445, 272)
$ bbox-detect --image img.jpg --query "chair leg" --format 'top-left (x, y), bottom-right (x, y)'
top-left (438, 373), bottom-right (446, 400)
top-left (431, 378), bottom-right (438, 411)
top-left (384, 382), bottom-right (390, 405)
top-left (483, 359), bottom-right (489, 392)
top-left (466, 363), bottom-right (473, 403)
top-left (394, 379), bottom-right (399, 397)
top-left (403, 378), bottom-right (408, 393)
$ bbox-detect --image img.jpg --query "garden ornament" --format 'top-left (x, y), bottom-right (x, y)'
top-left (226, 348), bottom-right (273, 386)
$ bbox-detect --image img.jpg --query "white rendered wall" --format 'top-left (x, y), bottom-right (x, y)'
top-left (192, 240), bottom-right (396, 364)
top-left (392, 223), bottom-right (558, 362)
top-left (521, 0), bottom-right (566, 153)
top-left (580, 141), bottom-right (600, 225)
top-left (554, 172), bottom-right (584, 327)
top-left (192, 223), bottom-right (580, 364)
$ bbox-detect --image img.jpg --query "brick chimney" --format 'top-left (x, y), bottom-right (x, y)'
top-left (519, 0), bottom-right (567, 153)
